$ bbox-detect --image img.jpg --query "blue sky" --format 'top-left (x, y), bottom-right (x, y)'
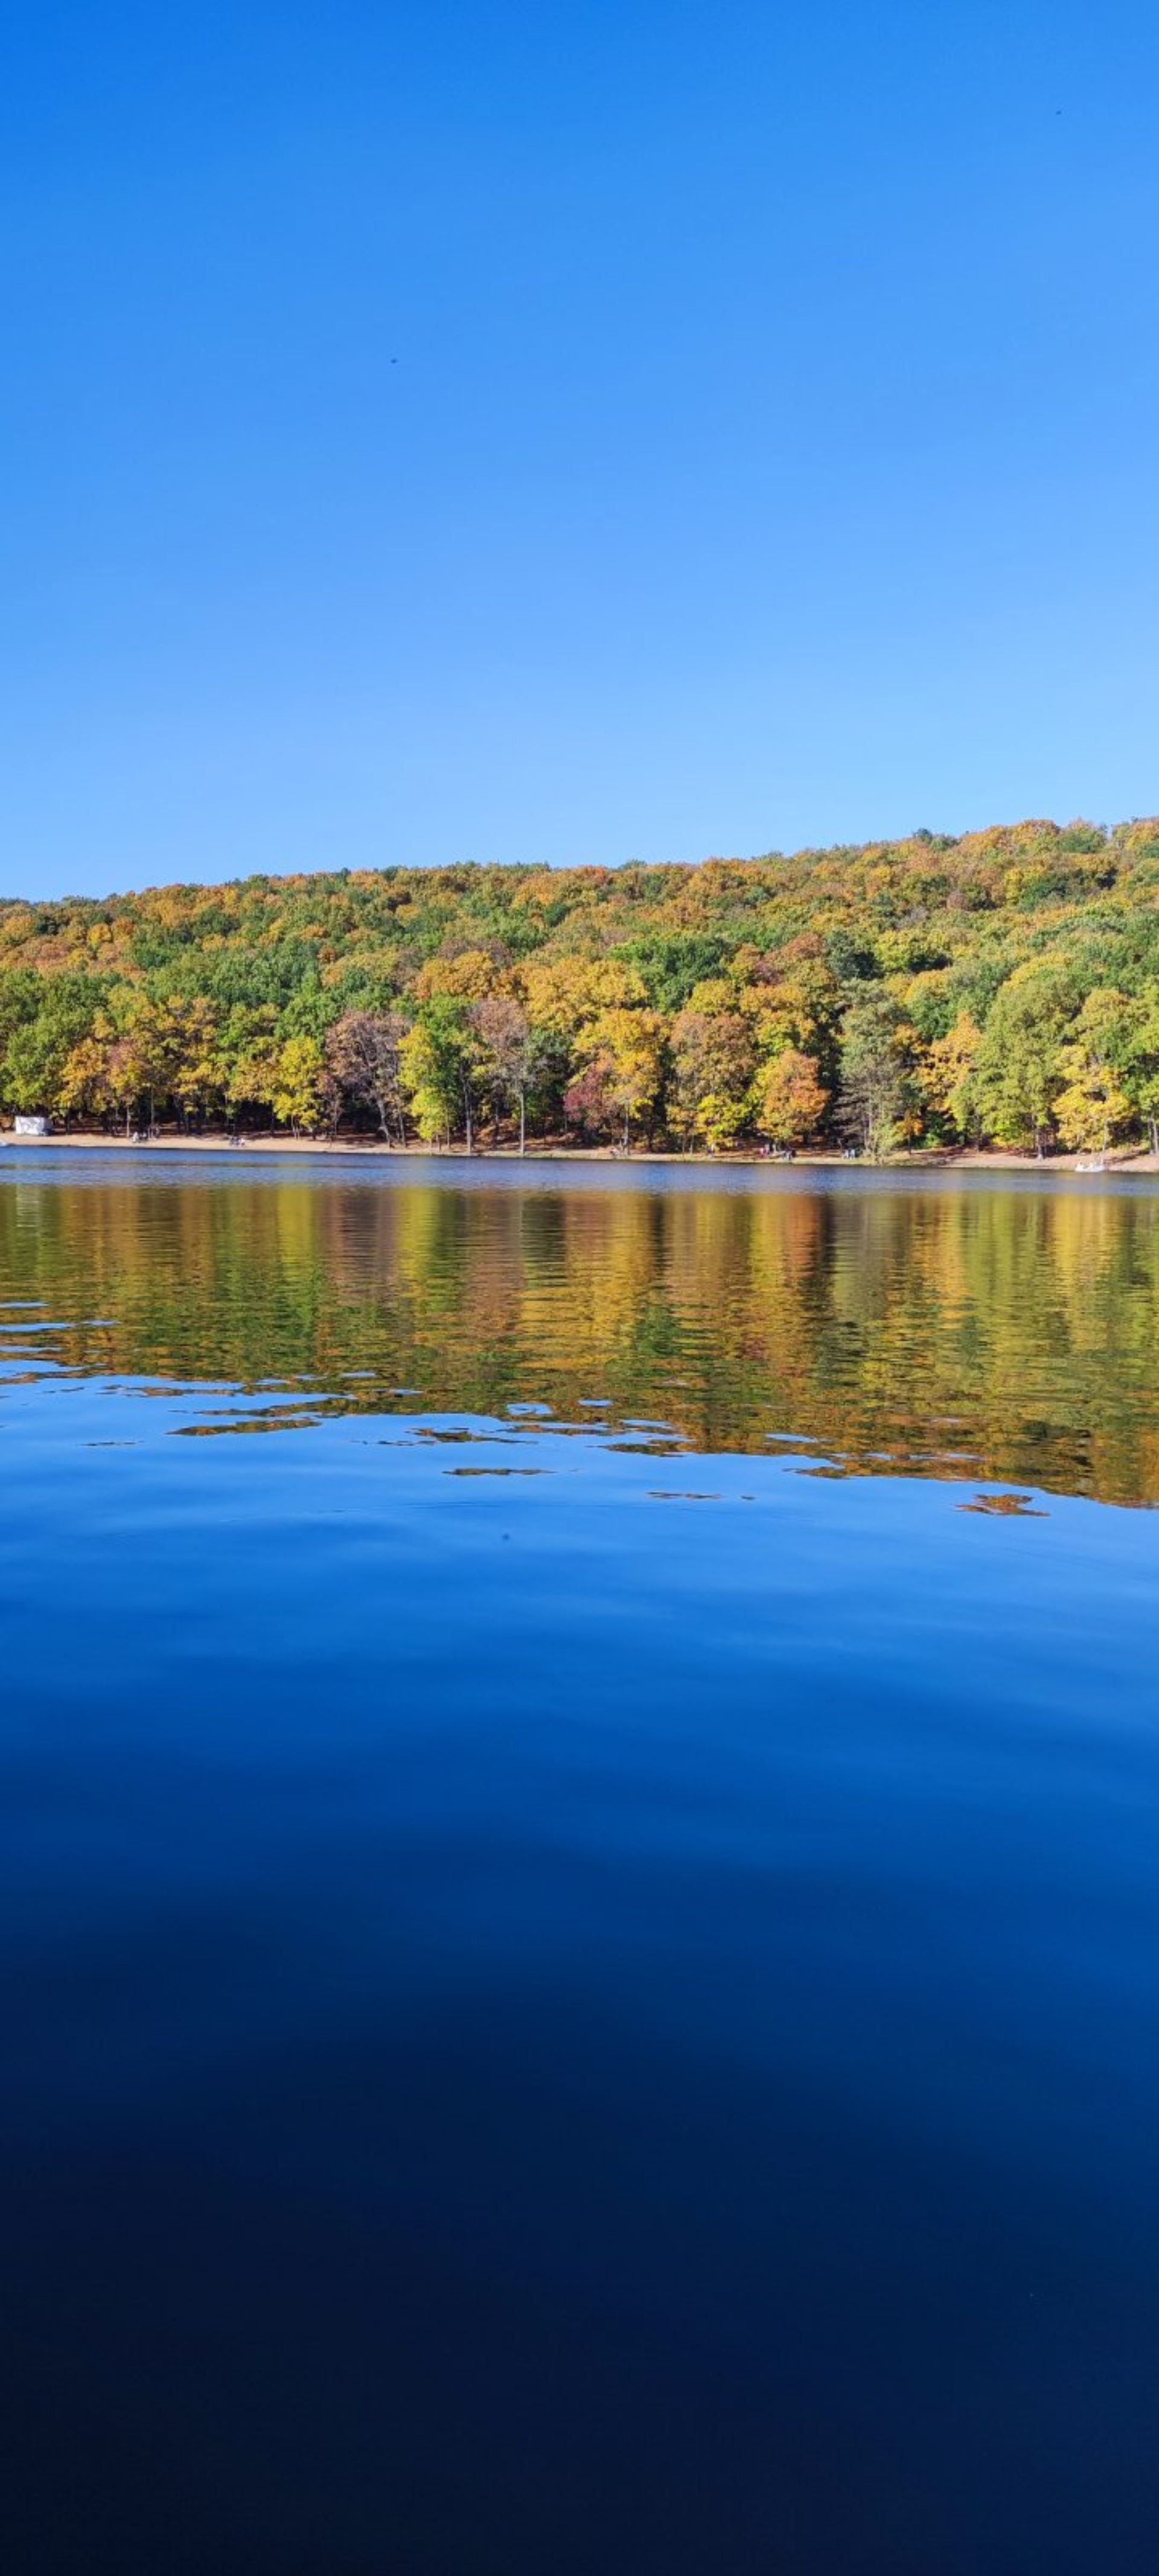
top-left (2, 0), bottom-right (1157, 897)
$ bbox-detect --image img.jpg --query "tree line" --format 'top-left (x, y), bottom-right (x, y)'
top-left (4, 816), bottom-right (1159, 1155)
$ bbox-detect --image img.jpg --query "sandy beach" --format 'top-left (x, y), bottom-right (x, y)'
top-left (4, 1130), bottom-right (1158, 1174)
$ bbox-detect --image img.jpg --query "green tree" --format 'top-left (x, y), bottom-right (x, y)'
top-left (401, 998), bottom-right (480, 1147)
top-left (974, 976), bottom-right (1070, 1156)
top-left (1120, 993), bottom-right (1159, 1152)
top-left (0, 976), bottom-right (104, 1116)
top-left (837, 993), bottom-right (914, 1159)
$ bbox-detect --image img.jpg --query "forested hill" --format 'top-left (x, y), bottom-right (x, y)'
top-left (4, 818), bottom-right (1159, 1156)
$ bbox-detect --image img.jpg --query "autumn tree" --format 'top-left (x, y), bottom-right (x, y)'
top-left (669, 1001), bottom-right (756, 1149)
top-left (91, 993), bottom-right (183, 1135)
top-left (224, 1011), bottom-right (280, 1130)
top-left (923, 1013), bottom-right (982, 1143)
top-left (1053, 990), bottom-right (1135, 1153)
top-left (468, 996), bottom-right (548, 1153)
top-left (6, 822), bottom-right (1159, 1157)
top-left (326, 1010), bottom-right (407, 1141)
top-left (170, 999), bottom-right (223, 1127)
top-left (270, 1033), bottom-right (326, 1135)
top-left (563, 1056), bottom-right (618, 1141)
top-left (741, 961), bottom-right (841, 1095)
top-left (751, 1047), bottom-right (829, 1149)
top-left (522, 956), bottom-right (648, 1047)
top-left (53, 1039), bottom-right (102, 1123)
top-left (413, 949), bottom-right (501, 1005)
top-left (571, 1005), bottom-right (665, 1150)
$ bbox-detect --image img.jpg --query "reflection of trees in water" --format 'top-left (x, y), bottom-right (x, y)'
top-left (2, 1179), bottom-right (1158, 1504)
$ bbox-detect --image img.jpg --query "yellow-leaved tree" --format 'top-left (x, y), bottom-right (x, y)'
top-left (750, 1048), bottom-right (829, 1150)
top-left (270, 1034), bottom-right (326, 1135)
top-left (923, 1013), bottom-right (982, 1142)
top-left (1054, 991), bottom-right (1135, 1153)
top-left (570, 1006), bottom-right (665, 1150)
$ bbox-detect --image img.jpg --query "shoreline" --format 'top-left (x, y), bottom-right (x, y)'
top-left (4, 1131), bottom-right (1159, 1176)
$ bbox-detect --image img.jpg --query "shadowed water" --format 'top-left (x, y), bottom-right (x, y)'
top-left (2, 1153), bottom-right (1158, 2575)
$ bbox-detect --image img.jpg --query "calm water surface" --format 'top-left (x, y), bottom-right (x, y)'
top-left (2, 1152), bottom-right (1158, 2574)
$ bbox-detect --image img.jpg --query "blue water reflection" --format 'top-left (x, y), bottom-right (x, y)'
top-left (2, 1161), bottom-right (1158, 2574)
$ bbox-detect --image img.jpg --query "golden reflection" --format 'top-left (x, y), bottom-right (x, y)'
top-left (1, 1176), bottom-right (1158, 1504)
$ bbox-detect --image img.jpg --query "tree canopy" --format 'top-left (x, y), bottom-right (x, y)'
top-left (5, 818), bottom-right (1159, 1154)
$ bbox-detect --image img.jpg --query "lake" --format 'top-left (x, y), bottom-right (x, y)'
top-left (2, 1152), bottom-right (1158, 2575)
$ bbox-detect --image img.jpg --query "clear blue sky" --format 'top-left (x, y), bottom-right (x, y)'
top-left (3, 1), bottom-right (1157, 897)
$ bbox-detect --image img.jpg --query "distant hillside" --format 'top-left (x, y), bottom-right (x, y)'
top-left (4, 819), bottom-right (1159, 1155)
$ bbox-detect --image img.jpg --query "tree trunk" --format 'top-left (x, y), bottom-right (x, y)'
top-left (519, 1094), bottom-right (526, 1157)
